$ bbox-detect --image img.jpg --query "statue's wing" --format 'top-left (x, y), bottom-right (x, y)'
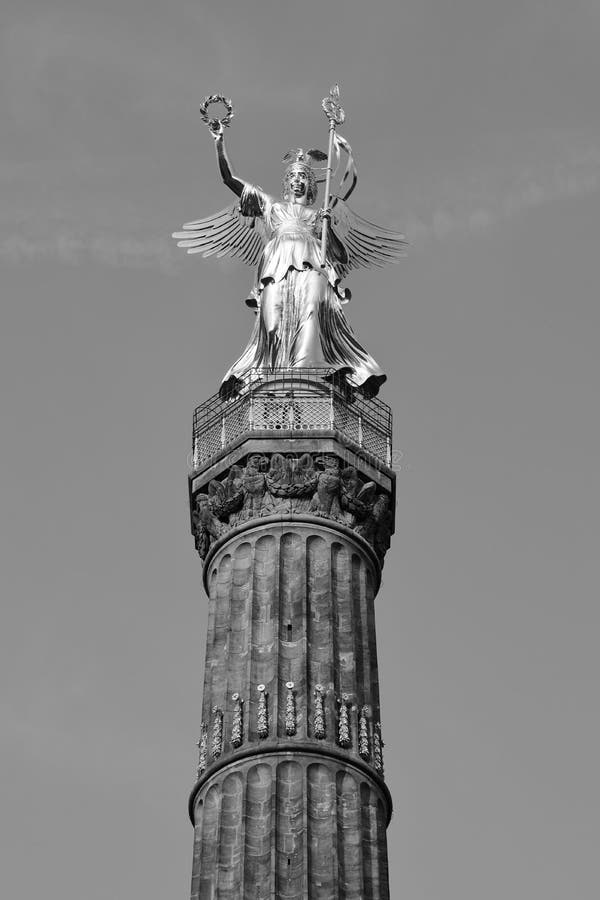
top-left (330, 198), bottom-right (407, 277)
top-left (172, 204), bottom-right (266, 266)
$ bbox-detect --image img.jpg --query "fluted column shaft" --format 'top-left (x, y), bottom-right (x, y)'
top-left (190, 519), bottom-right (390, 899)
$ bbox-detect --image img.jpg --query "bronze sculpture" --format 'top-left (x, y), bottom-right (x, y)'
top-left (173, 87), bottom-right (405, 399)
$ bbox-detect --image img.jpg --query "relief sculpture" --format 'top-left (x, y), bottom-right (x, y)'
top-left (192, 451), bottom-right (393, 564)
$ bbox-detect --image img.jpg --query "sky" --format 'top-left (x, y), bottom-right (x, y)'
top-left (1, 1), bottom-right (599, 898)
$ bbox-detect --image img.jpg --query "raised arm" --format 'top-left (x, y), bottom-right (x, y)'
top-left (209, 122), bottom-right (245, 198)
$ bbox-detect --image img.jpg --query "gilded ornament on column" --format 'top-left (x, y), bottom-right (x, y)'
top-left (285, 681), bottom-right (297, 736)
top-left (338, 694), bottom-right (352, 749)
top-left (373, 721), bottom-right (384, 776)
top-left (211, 706), bottom-right (224, 760)
top-left (196, 722), bottom-right (208, 777)
top-left (230, 693), bottom-right (244, 748)
top-left (313, 684), bottom-right (326, 740)
top-left (358, 705), bottom-right (371, 761)
top-left (257, 684), bottom-right (269, 739)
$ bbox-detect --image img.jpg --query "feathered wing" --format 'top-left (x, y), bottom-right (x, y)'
top-left (329, 198), bottom-right (407, 278)
top-left (172, 204), bottom-right (266, 266)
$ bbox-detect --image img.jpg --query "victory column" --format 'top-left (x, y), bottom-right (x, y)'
top-left (174, 86), bottom-right (405, 899)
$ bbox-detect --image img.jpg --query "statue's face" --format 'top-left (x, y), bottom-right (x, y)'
top-left (283, 166), bottom-right (315, 204)
top-left (288, 169), bottom-right (308, 198)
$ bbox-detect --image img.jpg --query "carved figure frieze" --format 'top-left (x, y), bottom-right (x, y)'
top-left (355, 493), bottom-right (393, 561)
top-left (265, 453), bottom-right (318, 515)
top-left (310, 454), bottom-right (343, 518)
top-left (192, 494), bottom-right (226, 558)
top-left (340, 467), bottom-right (377, 519)
top-left (240, 454), bottom-right (271, 519)
top-left (192, 452), bottom-right (393, 564)
top-left (208, 465), bottom-right (244, 519)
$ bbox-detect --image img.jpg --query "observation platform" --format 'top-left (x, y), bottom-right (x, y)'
top-left (191, 368), bottom-right (393, 472)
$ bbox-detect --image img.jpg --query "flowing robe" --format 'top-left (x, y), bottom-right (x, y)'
top-left (220, 184), bottom-right (386, 399)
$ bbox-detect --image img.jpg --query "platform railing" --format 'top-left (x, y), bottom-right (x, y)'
top-left (192, 368), bottom-right (392, 470)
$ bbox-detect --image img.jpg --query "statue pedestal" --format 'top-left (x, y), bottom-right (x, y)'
top-left (188, 372), bottom-right (395, 899)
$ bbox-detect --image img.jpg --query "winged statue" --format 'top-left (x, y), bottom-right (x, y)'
top-left (173, 93), bottom-right (406, 399)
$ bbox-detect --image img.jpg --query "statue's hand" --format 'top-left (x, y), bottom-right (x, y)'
top-left (207, 119), bottom-right (224, 140)
top-left (315, 208), bottom-right (330, 228)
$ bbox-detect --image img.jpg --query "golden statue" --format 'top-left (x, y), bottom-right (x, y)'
top-left (173, 87), bottom-right (405, 399)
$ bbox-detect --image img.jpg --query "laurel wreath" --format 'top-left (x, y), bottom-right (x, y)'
top-left (265, 473), bottom-right (318, 498)
top-left (199, 94), bottom-right (234, 129)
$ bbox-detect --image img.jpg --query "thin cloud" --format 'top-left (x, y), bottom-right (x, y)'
top-left (3, 135), bottom-right (600, 268)
top-left (0, 230), bottom-right (178, 274)
top-left (404, 140), bottom-right (600, 244)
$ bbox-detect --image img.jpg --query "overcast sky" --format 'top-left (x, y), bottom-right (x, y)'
top-left (2, 1), bottom-right (599, 898)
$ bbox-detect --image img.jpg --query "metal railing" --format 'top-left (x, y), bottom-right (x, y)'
top-left (192, 368), bottom-right (392, 470)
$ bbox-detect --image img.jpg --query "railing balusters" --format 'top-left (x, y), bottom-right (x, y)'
top-left (329, 383), bottom-right (335, 430)
top-left (191, 369), bottom-right (392, 468)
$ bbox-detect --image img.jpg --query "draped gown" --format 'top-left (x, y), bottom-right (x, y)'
top-left (220, 184), bottom-right (386, 399)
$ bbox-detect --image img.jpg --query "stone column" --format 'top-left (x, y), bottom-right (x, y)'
top-left (190, 519), bottom-right (391, 900)
top-left (187, 376), bottom-right (395, 900)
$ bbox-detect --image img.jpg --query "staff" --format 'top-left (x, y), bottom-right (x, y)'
top-left (320, 84), bottom-right (346, 267)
